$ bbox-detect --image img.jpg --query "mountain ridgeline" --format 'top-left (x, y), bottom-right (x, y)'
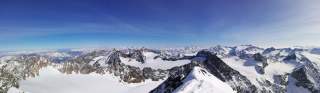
top-left (1, 45), bottom-right (320, 93)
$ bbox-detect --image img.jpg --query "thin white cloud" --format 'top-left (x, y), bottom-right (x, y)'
top-left (216, 0), bottom-right (320, 48)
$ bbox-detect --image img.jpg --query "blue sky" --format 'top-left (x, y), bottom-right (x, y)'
top-left (0, 0), bottom-right (320, 50)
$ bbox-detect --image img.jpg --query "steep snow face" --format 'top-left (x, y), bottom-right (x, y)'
top-left (218, 46), bottom-right (320, 92)
top-left (291, 52), bottom-right (320, 92)
top-left (221, 57), bottom-right (263, 86)
top-left (88, 56), bottom-right (109, 67)
top-left (264, 62), bottom-right (296, 77)
top-left (221, 54), bottom-right (297, 91)
top-left (19, 66), bottom-right (164, 93)
top-left (87, 51), bottom-right (116, 67)
top-left (173, 67), bottom-right (235, 93)
top-left (120, 51), bottom-right (190, 69)
top-left (302, 52), bottom-right (320, 65)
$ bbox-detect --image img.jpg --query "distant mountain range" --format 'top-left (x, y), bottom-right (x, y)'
top-left (1, 45), bottom-right (320, 93)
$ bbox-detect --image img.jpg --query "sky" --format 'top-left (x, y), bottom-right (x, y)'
top-left (0, 0), bottom-right (320, 51)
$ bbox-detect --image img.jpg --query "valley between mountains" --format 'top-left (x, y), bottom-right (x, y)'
top-left (1, 45), bottom-right (320, 93)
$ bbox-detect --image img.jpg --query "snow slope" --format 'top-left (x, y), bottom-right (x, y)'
top-left (221, 57), bottom-right (263, 85)
top-left (302, 52), bottom-right (320, 65)
top-left (19, 66), bottom-right (164, 93)
top-left (7, 87), bottom-right (25, 93)
top-left (221, 56), bottom-right (297, 89)
top-left (173, 67), bottom-right (235, 93)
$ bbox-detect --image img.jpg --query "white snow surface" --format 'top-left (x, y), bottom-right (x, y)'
top-left (173, 67), bottom-right (235, 93)
top-left (8, 87), bottom-right (25, 93)
top-left (221, 57), bottom-right (296, 88)
top-left (302, 52), bottom-right (320, 65)
top-left (120, 51), bottom-right (191, 69)
top-left (221, 57), bottom-right (262, 86)
top-left (18, 66), bottom-right (164, 93)
top-left (88, 56), bottom-right (109, 66)
top-left (264, 62), bottom-right (296, 77)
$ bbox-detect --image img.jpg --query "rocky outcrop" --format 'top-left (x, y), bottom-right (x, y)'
top-left (0, 54), bottom-right (49, 92)
top-left (255, 65), bottom-right (265, 74)
top-left (253, 53), bottom-right (267, 62)
top-left (58, 50), bottom-right (168, 83)
top-left (156, 51), bottom-right (194, 61)
top-left (273, 74), bottom-right (289, 93)
top-left (291, 61), bottom-right (320, 93)
top-left (199, 51), bottom-right (257, 93)
top-left (283, 53), bottom-right (297, 61)
top-left (150, 62), bottom-right (200, 93)
top-left (151, 50), bottom-right (257, 93)
top-left (2, 46), bottom-right (320, 93)
top-left (253, 53), bottom-right (268, 74)
top-left (143, 67), bottom-right (167, 81)
top-left (122, 50), bottom-right (146, 63)
top-left (262, 47), bottom-right (276, 54)
top-left (208, 45), bottom-right (231, 57)
top-left (0, 66), bottom-right (20, 92)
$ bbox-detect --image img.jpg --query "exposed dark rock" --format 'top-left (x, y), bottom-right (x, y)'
top-left (151, 50), bottom-right (258, 93)
top-left (283, 53), bottom-right (297, 61)
top-left (143, 67), bottom-right (167, 81)
top-left (0, 66), bottom-right (20, 92)
top-left (310, 48), bottom-right (320, 55)
top-left (262, 47), bottom-right (276, 54)
top-left (2, 47), bottom-right (320, 93)
top-left (291, 61), bottom-right (320, 93)
top-left (273, 74), bottom-right (289, 93)
top-left (253, 53), bottom-right (267, 62)
top-left (160, 55), bottom-right (193, 61)
top-left (150, 62), bottom-right (200, 93)
top-left (79, 64), bottom-right (94, 74)
top-left (0, 54), bottom-right (49, 92)
top-left (253, 53), bottom-right (268, 74)
top-left (255, 65), bottom-right (265, 74)
top-left (58, 50), bottom-right (168, 83)
top-left (122, 66), bottom-right (145, 83)
top-left (200, 51), bottom-right (257, 93)
top-left (121, 50), bottom-right (146, 63)
top-left (208, 45), bottom-right (230, 57)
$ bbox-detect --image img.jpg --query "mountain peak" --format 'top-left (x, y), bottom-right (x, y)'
top-left (173, 67), bottom-right (235, 93)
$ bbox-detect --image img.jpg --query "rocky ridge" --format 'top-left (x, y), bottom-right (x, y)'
top-left (1, 46), bottom-right (320, 93)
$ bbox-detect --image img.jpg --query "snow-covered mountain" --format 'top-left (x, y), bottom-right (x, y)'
top-left (172, 67), bottom-right (235, 93)
top-left (1, 45), bottom-right (320, 93)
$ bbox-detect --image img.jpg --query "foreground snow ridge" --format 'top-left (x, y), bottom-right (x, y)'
top-left (174, 67), bottom-right (235, 93)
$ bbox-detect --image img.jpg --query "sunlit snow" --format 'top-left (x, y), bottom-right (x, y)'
top-left (19, 66), bottom-right (164, 93)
